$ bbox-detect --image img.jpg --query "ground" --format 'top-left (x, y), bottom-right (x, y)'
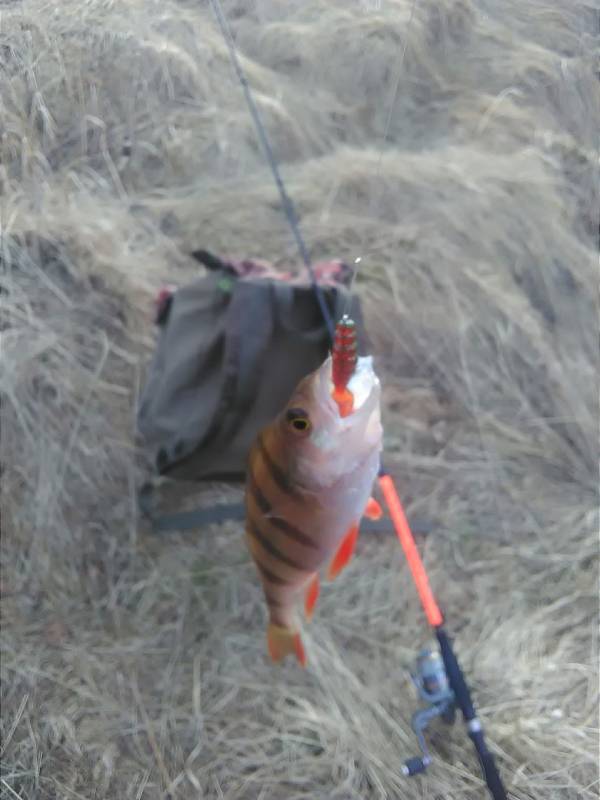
top-left (0, 1), bottom-right (598, 798)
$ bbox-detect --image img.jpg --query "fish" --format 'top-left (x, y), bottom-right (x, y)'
top-left (243, 317), bottom-right (383, 666)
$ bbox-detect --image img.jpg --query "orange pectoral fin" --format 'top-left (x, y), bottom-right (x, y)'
top-left (365, 497), bottom-right (383, 520)
top-left (304, 574), bottom-right (320, 621)
top-left (327, 523), bottom-right (359, 580)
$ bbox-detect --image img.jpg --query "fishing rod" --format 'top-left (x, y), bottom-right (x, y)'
top-left (209, 2), bottom-right (508, 797)
top-left (208, 0), bottom-right (336, 345)
top-left (378, 472), bottom-right (507, 797)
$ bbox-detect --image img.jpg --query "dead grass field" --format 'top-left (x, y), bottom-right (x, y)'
top-left (1, 0), bottom-right (598, 798)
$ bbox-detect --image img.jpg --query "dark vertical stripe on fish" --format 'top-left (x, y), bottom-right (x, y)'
top-left (264, 592), bottom-right (283, 608)
top-left (247, 468), bottom-right (271, 515)
top-left (257, 433), bottom-right (304, 501)
top-left (247, 518), bottom-right (307, 572)
top-left (247, 470), bottom-right (319, 550)
top-left (270, 516), bottom-right (319, 549)
top-left (253, 555), bottom-right (290, 587)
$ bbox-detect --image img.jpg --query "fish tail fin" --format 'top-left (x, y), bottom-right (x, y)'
top-left (267, 623), bottom-right (307, 667)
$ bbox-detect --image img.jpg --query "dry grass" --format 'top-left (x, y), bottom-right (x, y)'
top-left (1, 0), bottom-right (598, 798)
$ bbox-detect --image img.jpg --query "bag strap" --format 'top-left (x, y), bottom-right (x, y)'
top-left (138, 486), bottom-right (433, 536)
top-left (190, 249), bottom-right (233, 273)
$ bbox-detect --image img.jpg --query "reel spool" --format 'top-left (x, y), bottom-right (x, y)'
top-left (403, 647), bottom-right (457, 776)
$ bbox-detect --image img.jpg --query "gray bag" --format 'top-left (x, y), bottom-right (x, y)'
top-left (136, 250), bottom-right (368, 484)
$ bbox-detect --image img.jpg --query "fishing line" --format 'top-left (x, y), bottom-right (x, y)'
top-left (209, 4), bottom-right (507, 798)
top-left (208, 0), bottom-right (336, 344)
top-left (339, 0), bottom-right (419, 320)
top-left (378, 0), bottom-right (419, 161)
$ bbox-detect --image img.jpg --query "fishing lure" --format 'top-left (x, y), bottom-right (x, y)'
top-left (244, 316), bottom-right (383, 666)
top-left (331, 313), bottom-right (359, 418)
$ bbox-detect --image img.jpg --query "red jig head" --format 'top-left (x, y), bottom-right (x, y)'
top-left (331, 315), bottom-right (358, 418)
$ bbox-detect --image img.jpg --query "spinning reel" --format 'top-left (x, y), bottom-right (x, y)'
top-left (403, 647), bottom-right (457, 777)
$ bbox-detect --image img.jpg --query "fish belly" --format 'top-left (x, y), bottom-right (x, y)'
top-left (297, 447), bottom-right (381, 565)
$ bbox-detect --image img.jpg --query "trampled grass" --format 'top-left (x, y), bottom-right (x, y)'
top-left (1, 1), bottom-right (598, 798)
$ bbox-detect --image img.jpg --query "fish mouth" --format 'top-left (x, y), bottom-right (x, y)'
top-left (345, 355), bottom-right (378, 411)
top-left (322, 354), bottom-right (379, 416)
top-left (291, 354), bottom-right (382, 488)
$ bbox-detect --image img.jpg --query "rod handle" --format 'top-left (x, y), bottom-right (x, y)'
top-left (469, 729), bottom-right (507, 800)
top-left (436, 629), bottom-right (507, 800)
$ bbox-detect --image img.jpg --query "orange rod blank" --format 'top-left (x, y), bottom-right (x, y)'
top-left (378, 473), bottom-right (444, 628)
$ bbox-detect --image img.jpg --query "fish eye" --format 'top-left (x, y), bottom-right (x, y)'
top-left (286, 408), bottom-right (311, 433)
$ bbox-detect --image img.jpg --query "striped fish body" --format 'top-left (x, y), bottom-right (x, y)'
top-left (244, 353), bottom-right (383, 666)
